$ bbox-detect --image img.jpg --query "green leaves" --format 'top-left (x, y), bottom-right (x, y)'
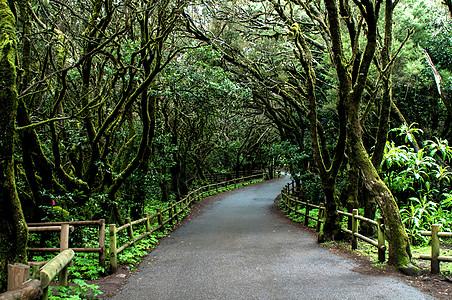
top-left (49, 278), bottom-right (103, 300)
top-left (69, 253), bottom-right (105, 281)
top-left (382, 124), bottom-right (452, 245)
top-left (389, 123), bottom-right (423, 145)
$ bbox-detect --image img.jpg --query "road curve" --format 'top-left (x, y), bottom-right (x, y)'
top-left (113, 176), bottom-right (434, 300)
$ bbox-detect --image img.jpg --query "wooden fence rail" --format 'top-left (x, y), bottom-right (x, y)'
top-left (1, 250), bottom-right (75, 300)
top-left (109, 173), bottom-right (265, 273)
top-left (40, 249), bottom-right (75, 300)
top-left (281, 180), bottom-right (386, 262)
top-left (337, 209), bottom-right (386, 262)
top-left (419, 224), bottom-right (452, 274)
top-left (281, 188), bottom-right (325, 232)
top-left (27, 219), bottom-right (106, 268)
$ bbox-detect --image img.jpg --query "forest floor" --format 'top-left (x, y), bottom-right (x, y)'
top-left (90, 184), bottom-right (451, 299)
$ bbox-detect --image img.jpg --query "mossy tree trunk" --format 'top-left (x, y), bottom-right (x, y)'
top-left (348, 133), bottom-right (415, 270)
top-left (0, 0), bottom-right (28, 291)
top-left (345, 160), bottom-right (360, 230)
top-left (361, 0), bottom-right (394, 236)
top-left (288, 22), bottom-right (346, 242)
top-left (324, 0), bottom-right (417, 272)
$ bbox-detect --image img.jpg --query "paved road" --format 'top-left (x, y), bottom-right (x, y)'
top-left (113, 176), bottom-right (435, 300)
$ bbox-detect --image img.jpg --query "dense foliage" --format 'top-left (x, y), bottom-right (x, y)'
top-left (382, 125), bottom-right (452, 244)
top-left (2, 0), bottom-right (452, 292)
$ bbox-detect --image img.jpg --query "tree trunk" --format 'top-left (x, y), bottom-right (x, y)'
top-left (289, 22), bottom-right (346, 242)
top-left (345, 161), bottom-right (360, 230)
top-left (323, 0), bottom-right (417, 273)
top-left (362, 0), bottom-right (395, 235)
top-left (0, 0), bottom-right (28, 290)
top-left (319, 180), bottom-right (343, 242)
top-left (347, 99), bottom-right (418, 273)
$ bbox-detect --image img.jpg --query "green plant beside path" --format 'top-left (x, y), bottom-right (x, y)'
top-left (382, 125), bottom-right (452, 246)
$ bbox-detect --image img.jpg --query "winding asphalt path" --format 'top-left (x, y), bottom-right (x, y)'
top-left (113, 176), bottom-right (435, 300)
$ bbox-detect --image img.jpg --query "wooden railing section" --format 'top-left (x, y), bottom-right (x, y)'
top-left (1, 250), bottom-right (75, 300)
top-left (27, 220), bottom-right (106, 268)
top-left (281, 186), bottom-right (325, 232)
top-left (109, 173), bottom-right (265, 272)
top-left (337, 209), bottom-right (386, 262)
top-left (419, 224), bottom-right (452, 274)
top-left (281, 180), bottom-right (386, 262)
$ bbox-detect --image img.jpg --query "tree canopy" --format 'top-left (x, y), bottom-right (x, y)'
top-left (1, 0), bottom-right (452, 289)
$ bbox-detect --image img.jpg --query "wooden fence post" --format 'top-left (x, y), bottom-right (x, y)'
top-left (125, 217), bottom-right (135, 246)
top-left (431, 224), bottom-right (440, 274)
top-left (158, 209), bottom-right (163, 232)
top-left (7, 263), bottom-right (30, 291)
top-left (109, 224), bottom-right (117, 273)
top-left (99, 219), bottom-right (106, 269)
top-left (59, 223), bottom-right (70, 286)
top-left (169, 205), bottom-right (174, 226)
top-left (352, 209), bottom-right (359, 250)
top-left (317, 206), bottom-right (324, 232)
top-left (377, 217), bottom-right (385, 262)
top-left (144, 213), bottom-right (151, 232)
top-left (304, 200), bottom-right (310, 226)
top-left (60, 223), bottom-right (69, 252)
top-left (173, 204), bottom-right (178, 223)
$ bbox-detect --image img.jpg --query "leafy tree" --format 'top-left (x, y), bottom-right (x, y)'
top-left (10, 0), bottom-right (191, 225)
top-left (392, 0), bottom-right (452, 139)
top-left (184, 0), bottom-right (347, 242)
top-left (184, 0), bottom-right (420, 272)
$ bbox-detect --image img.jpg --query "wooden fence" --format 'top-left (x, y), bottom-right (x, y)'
top-left (337, 209), bottom-right (386, 262)
top-left (109, 173), bottom-right (265, 272)
top-left (1, 249), bottom-right (75, 300)
top-left (1, 170), bottom-right (270, 298)
top-left (281, 180), bottom-right (386, 262)
top-left (281, 186), bottom-right (325, 232)
top-left (419, 224), bottom-right (452, 274)
top-left (27, 220), bottom-right (106, 268)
